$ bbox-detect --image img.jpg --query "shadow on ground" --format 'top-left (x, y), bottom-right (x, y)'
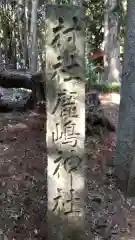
top-left (0, 111), bottom-right (47, 239)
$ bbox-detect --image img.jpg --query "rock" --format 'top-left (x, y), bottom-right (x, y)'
top-left (86, 91), bottom-right (116, 137)
top-left (94, 215), bottom-right (112, 239)
top-left (7, 123), bottom-right (28, 131)
top-left (90, 193), bottom-right (103, 205)
top-left (0, 87), bottom-right (33, 111)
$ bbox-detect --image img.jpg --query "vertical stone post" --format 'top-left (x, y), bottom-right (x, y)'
top-left (46, 4), bottom-right (87, 239)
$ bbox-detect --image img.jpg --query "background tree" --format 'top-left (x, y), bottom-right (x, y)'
top-left (104, 0), bottom-right (121, 84)
top-left (0, 0), bottom-right (127, 90)
top-left (115, 0), bottom-right (135, 196)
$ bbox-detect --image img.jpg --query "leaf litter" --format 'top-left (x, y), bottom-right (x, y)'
top-left (0, 94), bottom-right (135, 239)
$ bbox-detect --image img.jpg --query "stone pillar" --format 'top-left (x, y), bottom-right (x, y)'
top-left (46, 4), bottom-right (87, 239)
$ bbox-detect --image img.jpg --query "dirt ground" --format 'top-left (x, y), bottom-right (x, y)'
top-left (85, 93), bottom-right (135, 240)
top-left (0, 93), bottom-right (135, 239)
top-left (0, 110), bottom-right (46, 240)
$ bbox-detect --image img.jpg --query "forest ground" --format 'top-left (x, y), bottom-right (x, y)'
top-left (0, 93), bottom-right (135, 239)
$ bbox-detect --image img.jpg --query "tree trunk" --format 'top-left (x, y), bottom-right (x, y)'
top-left (103, 0), bottom-right (109, 83)
top-left (24, 0), bottom-right (29, 68)
top-left (29, 0), bottom-right (38, 73)
top-left (0, 3), bottom-right (2, 63)
top-left (10, 3), bottom-right (17, 68)
top-left (104, 0), bottom-right (121, 84)
top-left (115, 0), bottom-right (135, 196)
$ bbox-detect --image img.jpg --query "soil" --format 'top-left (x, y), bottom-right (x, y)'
top-left (0, 110), bottom-right (46, 240)
top-left (0, 93), bottom-right (135, 239)
top-left (85, 93), bottom-right (135, 240)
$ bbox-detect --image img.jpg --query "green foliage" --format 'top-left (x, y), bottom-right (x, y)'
top-left (86, 61), bottom-right (103, 85)
top-left (90, 83), bottom-right (121, 93)
top-left (85, 0), bottom-right (104, 52)
top-left (85, 0), bottom-right (104, 86)
top-left (0, 0), bottom-right (127, 75)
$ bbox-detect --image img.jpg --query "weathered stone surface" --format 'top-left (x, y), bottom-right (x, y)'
top-left (46, 4), bottom-right (88, 239)
top-left (0, 87), bottom-right (33, 111)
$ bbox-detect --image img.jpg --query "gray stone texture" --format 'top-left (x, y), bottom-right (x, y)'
top-left (46, 4), bottom-right (89, 239)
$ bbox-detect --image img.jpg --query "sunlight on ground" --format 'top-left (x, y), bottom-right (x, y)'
top-left (100, 93), bottom-right (120, 105)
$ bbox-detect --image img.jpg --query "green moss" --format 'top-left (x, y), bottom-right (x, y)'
top-left (89, 83), bottom-right (121, 93)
